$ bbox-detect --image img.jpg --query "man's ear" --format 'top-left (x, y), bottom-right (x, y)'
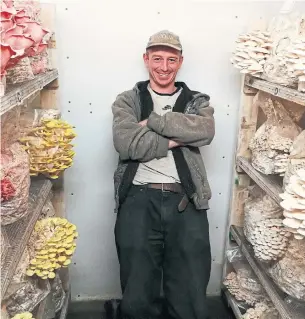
top-left (143, 52), bottom-right (149, 67)
top-left (179, 55), bottom-right (184, 68)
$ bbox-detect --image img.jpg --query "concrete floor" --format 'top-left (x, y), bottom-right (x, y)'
top-left (67, 296), bottom-right (235, 319)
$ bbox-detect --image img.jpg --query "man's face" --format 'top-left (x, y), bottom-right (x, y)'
top-left (143, 46), bottom-right (183, 89)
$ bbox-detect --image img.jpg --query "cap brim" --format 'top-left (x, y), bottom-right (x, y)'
top-left (146, 43), bottom-right (182, 52)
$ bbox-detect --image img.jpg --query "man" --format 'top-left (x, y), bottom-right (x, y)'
top-left (111, 30), bottom-right (215, 319)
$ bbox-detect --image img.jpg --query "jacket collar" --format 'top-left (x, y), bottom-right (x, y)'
top-left (134, 80), bottom-right (195, 120)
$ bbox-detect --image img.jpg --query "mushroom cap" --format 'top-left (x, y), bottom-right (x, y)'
top-left (296, 169), bottom-right (305, 181)
top-left (294, 234), bottom-right (304, 240)
top-left (283, 217), bottom-right (302, 228)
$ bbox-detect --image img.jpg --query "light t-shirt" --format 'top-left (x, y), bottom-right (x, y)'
top-left (133, 85), bottom-right (181, 185)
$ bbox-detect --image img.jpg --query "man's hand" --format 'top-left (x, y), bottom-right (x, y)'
top-left (138, 119), bottom-right (182, 149)
top-left (169, 140), bottom-right (184, 149)
top-left (139, 119), bottom-right (148, 127)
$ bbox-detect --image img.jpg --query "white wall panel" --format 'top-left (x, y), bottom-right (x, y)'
top-left (42, 0), bottom-right (305, 302)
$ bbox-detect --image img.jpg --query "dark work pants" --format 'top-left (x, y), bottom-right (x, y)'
top-left (115, 185), bottom-right (211, 319)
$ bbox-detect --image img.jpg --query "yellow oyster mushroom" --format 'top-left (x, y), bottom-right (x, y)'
top-left (65, 249), bottom-right (74, 255)
top-left (66, 235), bottom-right (75, 243)
top-left (12, 313), bottom-right (34, 319)
top-left (42, 263), bottom-right (52, 270)
top-left (59, 219), bottom-right (69, 226)
top-left (44, 122), bottom-right (57, 129)
top-left (57, 230), bottom-right (66, 237)
top-left (62, 244), bottom-right (73, 249)
top-left (37, 255), bottom-right (48, 260)
top-left (63, 259), bottom-right (71, 266)
top-left (65, 228), bottom-right (74, 236)
top-left (58, 256), bottom-right (67, 263)
top-left (37, 249), bottom-right (48, 255)
top-left (47, 242), bottom-right (57, 247)
top-left (50, 236), bottom-right (62, 242)
top-left (49, 174), bottom-right (59, 179)
top-left (48, 272), bottom-right (56, 279)
top-left (30, 259), bottom-right (38, 265)
top-left (26, 269), bottom-right (35, 276)
top-left (69, 224), bottom-right (77, 231)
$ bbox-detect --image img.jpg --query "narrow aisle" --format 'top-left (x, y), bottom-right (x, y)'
top-left (66, 296), bottom-right (236, 319)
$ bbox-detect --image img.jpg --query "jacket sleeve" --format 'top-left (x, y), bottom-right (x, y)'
top-left (112, 91), bottom-right (169, 162)
top-left (147, 95), bottom-right (215, 147)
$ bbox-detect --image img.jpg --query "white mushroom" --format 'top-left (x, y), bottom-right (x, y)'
top-left (283, 217), bottom-right (302, 228)
top-left (249, 218), bottom-right (291, 261)
top-left (282, 40), bottom-right (305, 91)
top-left (223, 270), bottom-right (269, 306)
top-left (297, 228), bottom-right (305, 236)
top-left (243, 302), bottom-right (279, 319)
top-left (231, 31), bottom-right (272, 75)
top-left (268, 238), bottom-right (305, 299)
top-left (281, 168), bottom-right (305, 236)
top-left (249, 95), bottom-right (302, 175)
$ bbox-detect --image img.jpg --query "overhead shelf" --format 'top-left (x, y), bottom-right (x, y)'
top-left (237, 156), bottom-right (283, 205)
top-left (224, 290), bottom-right (243, 319)
top-left (0, 69), bottom-right (59, 116)
top-left (244, 75), bottom-right (305, 106)
top-left (1, 178), bottom-right (52, 297)
top-left (230, 225), bottom-right (303, 319)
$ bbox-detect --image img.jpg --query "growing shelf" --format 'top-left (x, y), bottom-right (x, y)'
top-left (1, 178), bottom-right (52, 297)
top-left (224, 290), bottom-right (243, 319)
top-left (230, 225), bottom-right (303, 319)
top-left (0, 69), bottom-right (59, 116)
top-left (237, 156), bottom-right (283, 205)
top-left (244, 75), bottom-right (305, 107)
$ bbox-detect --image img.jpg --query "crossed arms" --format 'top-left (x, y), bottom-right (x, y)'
top-left (112, 92), bottom-right (215, 162)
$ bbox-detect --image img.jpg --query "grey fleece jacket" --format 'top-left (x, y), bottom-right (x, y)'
top-left (112, 81), bottom-right (215, 213)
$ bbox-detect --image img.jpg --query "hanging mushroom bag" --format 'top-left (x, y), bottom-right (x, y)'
top-left (19, 118), bottom-right (76, 179)
top-left (1, 142), bottom-right (31, 226)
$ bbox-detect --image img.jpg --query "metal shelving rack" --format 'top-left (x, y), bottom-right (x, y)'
top-left (0, 4), bottom-right (70, 319)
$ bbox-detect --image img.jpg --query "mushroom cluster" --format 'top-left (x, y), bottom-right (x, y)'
top-left (243, 302), bottom-right (279, 319)
top-left (283, 130), bottom-right (305, 188)
top-left (249, 94), bottom-right (302, 175)
top-left (26, 217), bottom-right (77, 279)
top-left (280, 169), bottom-right (305, 240)
top-left (244, 186), bottom-right (282, 244)
top-left (230, 30), bottom-right (272, 76)
top-left (285, 39), bottom-right (305, 91)
top-left (0, 1), bottom-right (52, 90)
top-left (249, 218), bottom-right (291, 261)
top-left (223, 272), bottom-right (266, 306)
top-left (11, 313), bottom-right (34, 319)
top-left (268, 238), bottom-right (305, 301)
top-left (19, 119), bottom-right (76, 179)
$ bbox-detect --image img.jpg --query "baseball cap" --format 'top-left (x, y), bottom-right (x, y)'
top-left (146, 30), bottom-right (182, 52)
